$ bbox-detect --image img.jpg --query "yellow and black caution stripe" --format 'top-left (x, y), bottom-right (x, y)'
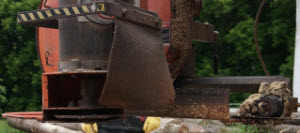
top-left (17, 1), bottom-right (161, 29)
top-left (17, 2), bottom-right (106, 23)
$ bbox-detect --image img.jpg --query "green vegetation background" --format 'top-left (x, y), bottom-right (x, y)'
top-left (0, 0), bottom-right (295, 114)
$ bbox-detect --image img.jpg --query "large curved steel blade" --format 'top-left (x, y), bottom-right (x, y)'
top-left (99, 18), bottom-right (175, 109)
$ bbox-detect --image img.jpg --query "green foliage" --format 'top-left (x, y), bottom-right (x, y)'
top-left (195, 0), bottom-right (295, 77)
top-left (0, 0), bottom-right (41, 113)
top-left (230, 124), bottom-right (270, 133)
top-left (230, 92), bottom-right (251, 104)
top-left (0, 120), bottom-right (26, 133)
top-left (195, 0), bottom-right (295, 103)
top-left (0, 84), bottom-right (7, 114)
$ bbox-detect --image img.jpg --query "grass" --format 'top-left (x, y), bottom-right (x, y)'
top-left (0, 120), bottom-right (26, 133)
top-left (198, 120), bottom-right (271, 133)
top-left (0, 119), bottom-right (272, 133)
top-left (230, 123), bottom-right (271, 133)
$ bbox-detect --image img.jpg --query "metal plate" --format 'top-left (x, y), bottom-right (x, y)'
top-left (99, 18), bottom-right (175, 109)
top-left (126, 88), bottom-right (230, 120)
top-left (174, 76), bottom-right (291, 93)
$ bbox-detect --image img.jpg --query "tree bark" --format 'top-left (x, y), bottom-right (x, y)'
top-left (7, 118), bottom-right (83, 133)
top-left (50, 122), bottom-right (83, 131)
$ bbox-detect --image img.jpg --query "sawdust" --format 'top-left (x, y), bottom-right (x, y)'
top-left (258, 82), bottom-right (291, 97)
top-left (237, 94), bottom-right (265, 117)
top-left (168, 0), bottom-right (193, 80)
top-left (237, 81), bottom-right (292, 117)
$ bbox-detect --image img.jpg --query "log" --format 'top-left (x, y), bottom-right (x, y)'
top-left (164, 123), bottom-right (189, 133)
top-left (50, 122), bottom-right (83, 131)
top-left (6, 118), bottom-right (84, 133)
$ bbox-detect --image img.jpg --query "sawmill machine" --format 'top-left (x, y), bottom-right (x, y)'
top-left (2, 0), bottom-right (299, 124)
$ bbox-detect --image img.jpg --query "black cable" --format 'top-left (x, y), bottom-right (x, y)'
top-left (43, 0), bottom-right (51, 8)
top-left (254, 0), bottom-right (270, 76)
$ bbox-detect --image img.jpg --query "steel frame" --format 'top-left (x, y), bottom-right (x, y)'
top-left (175, 76), bottom-right (291, 93)
top-left (2, 75), bottom-right (297, 124)
top-left (41, 72), bottom-right (124, 122)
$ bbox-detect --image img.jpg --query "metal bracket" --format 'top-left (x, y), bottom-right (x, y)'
top-left (126, 88), bottom-right (230, 120)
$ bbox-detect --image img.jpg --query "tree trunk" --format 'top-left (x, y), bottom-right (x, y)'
top-left (7, 118), bottom-right (83, 133)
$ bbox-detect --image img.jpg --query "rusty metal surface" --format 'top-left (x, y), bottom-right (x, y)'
top-left (126, 88), bottom-right (230, 120)
top-left (288, 97), bottom-right (299, 114)
top-left (99, 18), bottom-right (175, 109)
top-left (43, 107), bottom-right (123, 122)
top-left (174, 76), bottom-right (291, 93)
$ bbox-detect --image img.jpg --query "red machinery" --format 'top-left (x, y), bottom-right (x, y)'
top-left (6, 0), bottom-right (191, 122)
top-left (3, 0), bottom-right (298, 124)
